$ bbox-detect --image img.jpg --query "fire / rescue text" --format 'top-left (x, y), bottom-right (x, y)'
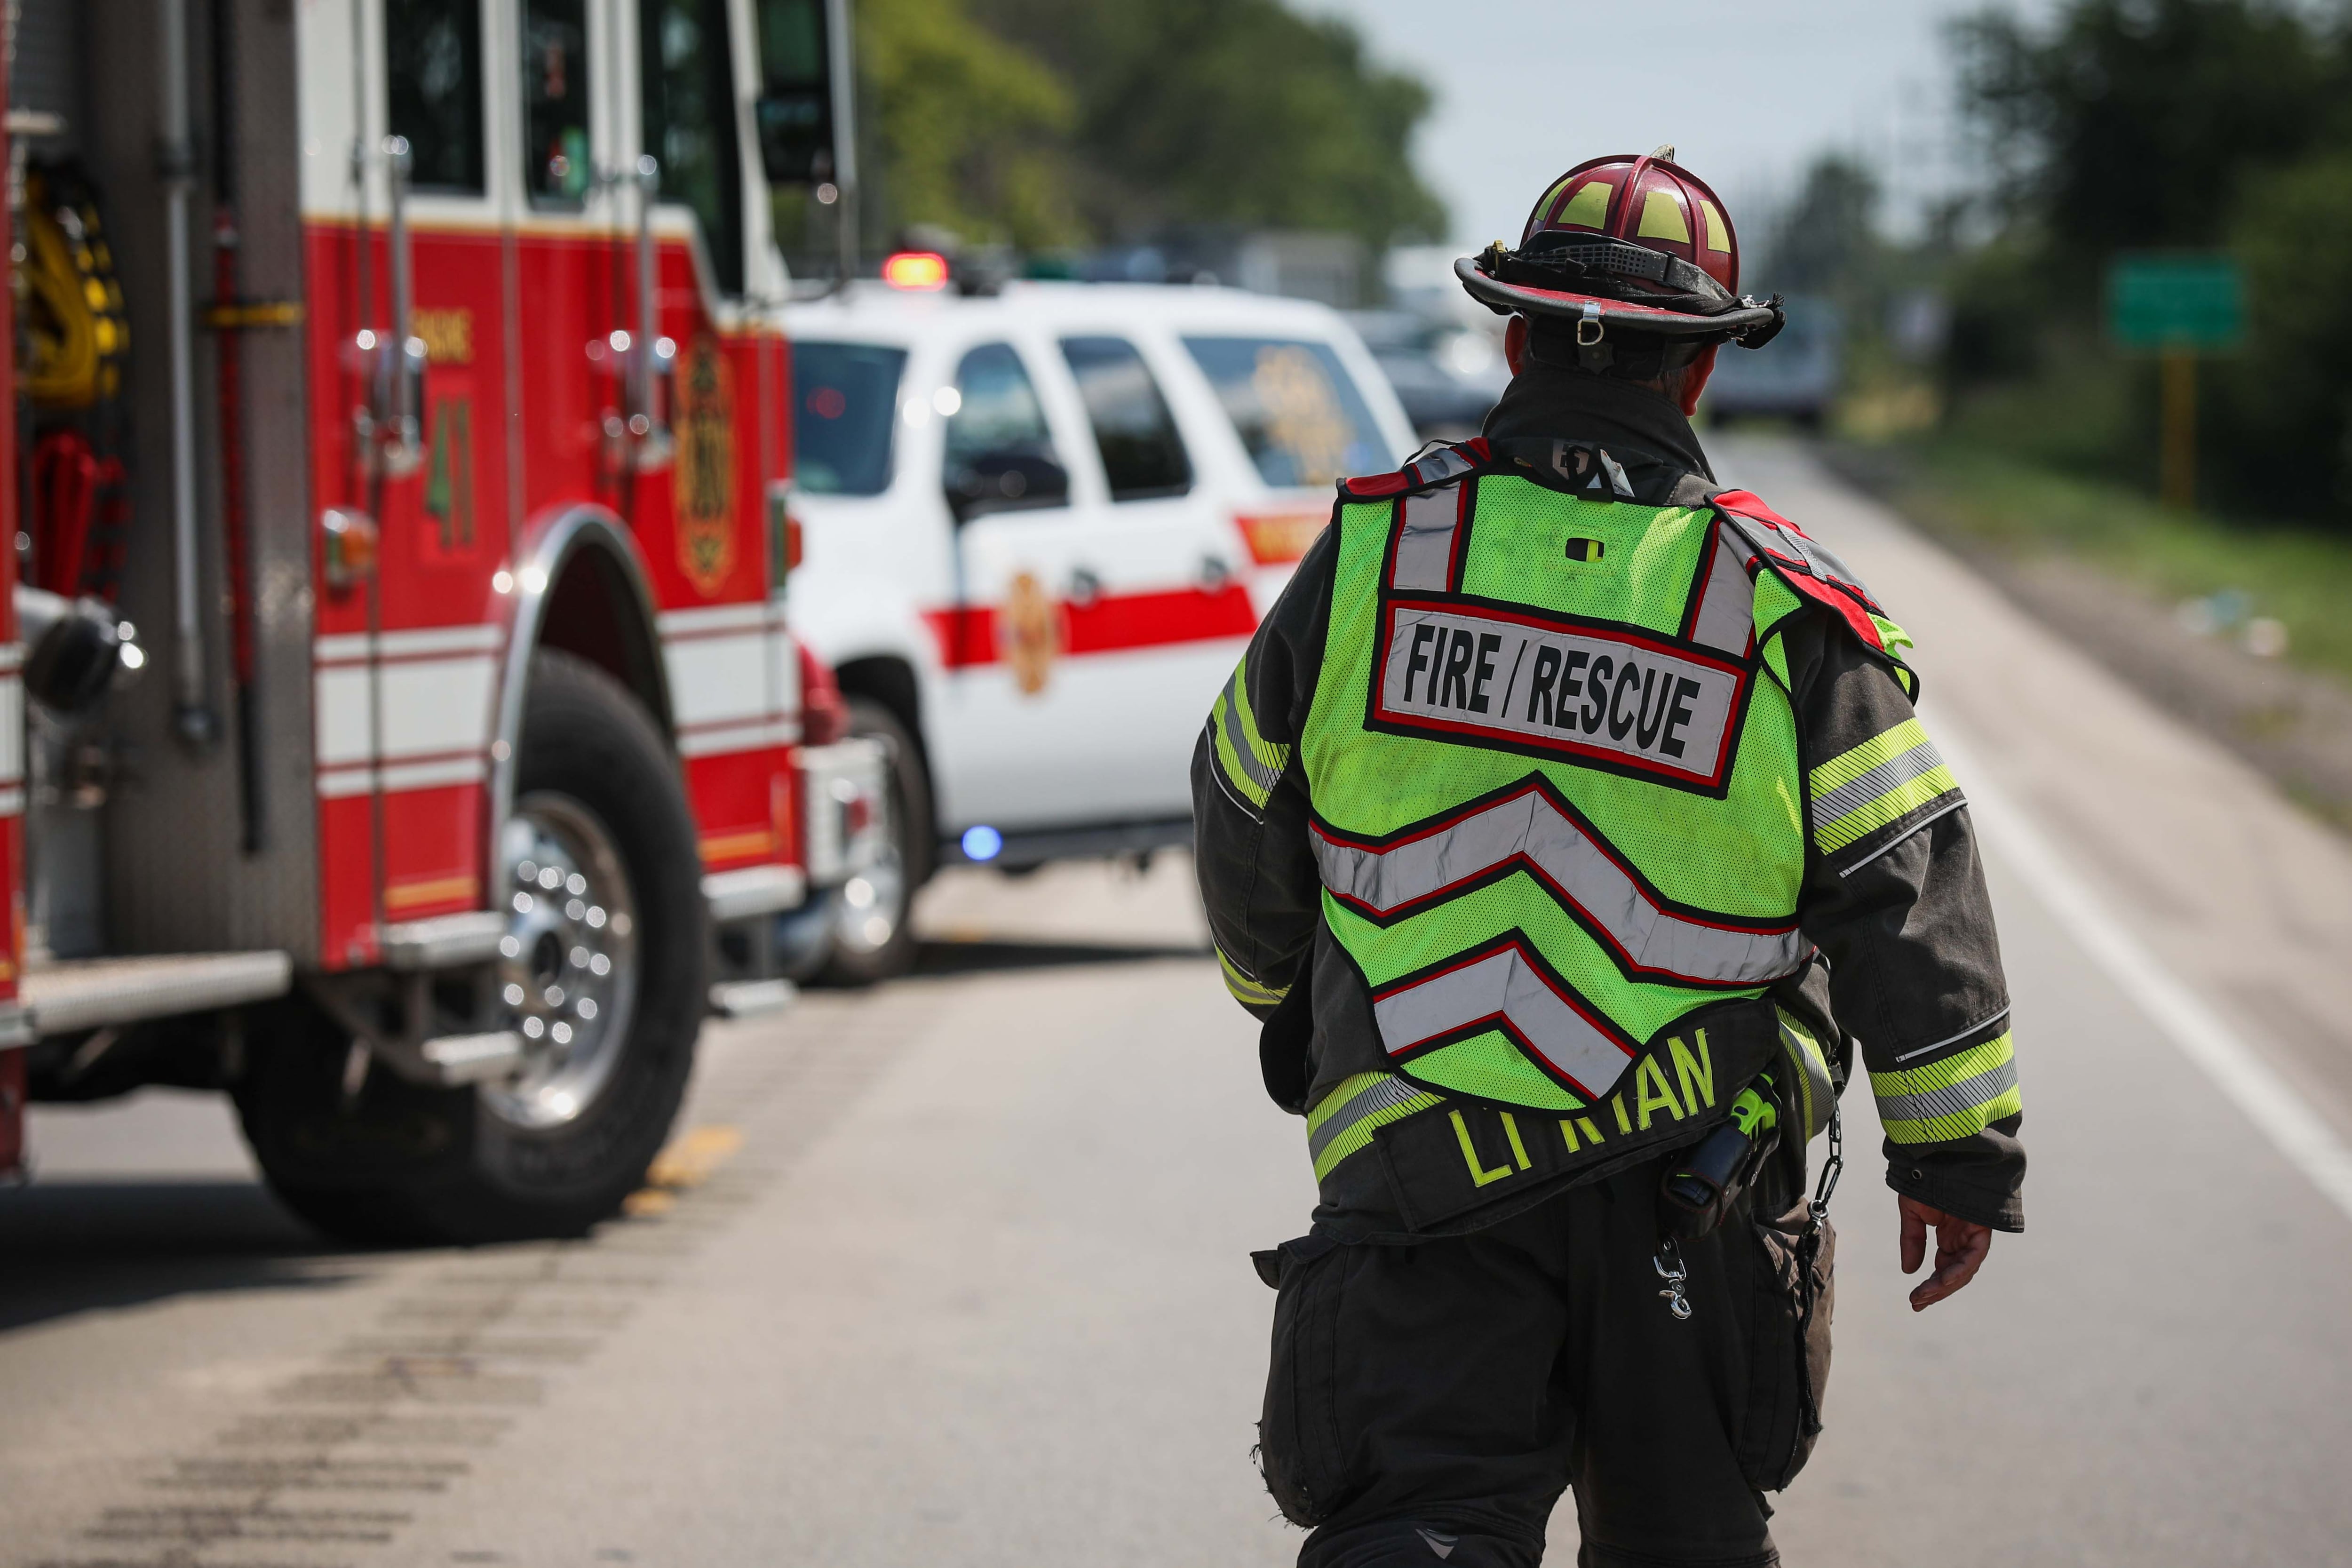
top-left (1372, 602), bottom-right (1748, 788)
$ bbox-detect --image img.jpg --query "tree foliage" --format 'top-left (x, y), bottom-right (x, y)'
top-left (1939, 0), bottom-right (2352, 519)
top-left (973, 0), bottom-right (1445, 253)
top-left (1954, 0), bottom-right (2340, 258)
top-left (850, 0), bottom-right (1445, 255)
top-left (2217, 154), bottom-right (2352, 513)
top-left (1764, 158), bottom-right (1883, 295)
top-left (857, 0), bottom-right (1080, 249)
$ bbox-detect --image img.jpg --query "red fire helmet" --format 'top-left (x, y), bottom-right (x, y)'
top-left (1457, 148), bottom-right (1782, 347)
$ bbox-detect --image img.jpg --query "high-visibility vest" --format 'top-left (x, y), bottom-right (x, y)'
top-left (1285, 438), bottom-right (1878, 1226)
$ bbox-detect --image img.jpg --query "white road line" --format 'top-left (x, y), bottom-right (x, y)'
top-left (1940, 722), bottom-right (2352, 1227)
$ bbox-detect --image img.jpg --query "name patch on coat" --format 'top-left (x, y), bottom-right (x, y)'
top-left (1370, 599), bottom-right (1750, 790)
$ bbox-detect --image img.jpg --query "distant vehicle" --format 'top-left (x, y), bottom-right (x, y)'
top-left (1346, 310), bottom-right (1510, 441)
top-left (1702, 295), bottom-right (1843, 429)
top-left (781, 272), bottom-right (1417, 976)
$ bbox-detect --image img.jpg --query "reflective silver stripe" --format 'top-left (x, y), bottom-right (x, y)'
top-left (1890, 1004), bottom-right (2011, 1064)
top-left (1391, 487), bottom-right (1461, 590)
top-left (1776, 1011), bottom-right (1836, 1144)
top-left (1836, 798), bottom-right (1965, 879)
top-left (1812, 735), bottom-right (1947, 826)
top-left (1597, 448), bottom-right (1634, 498)
top-left (1721, 509), bottom-right (1869, 602)
top-left (1306, 1074), bottom-right (1432, 1165)
top-left (1687, 530), bottom-right (1754, 655)
top-left (1314, 785), bottom-right (1805, 985)
top-left (1372, 943), bottom-right (1633, 1096)
top-left (1874, 1056), bottom-right (2018, 1124)
top-left (1217, 664), bottom-right (1284, 793)
top-left (1408, 446), bottom-right (1474, 486)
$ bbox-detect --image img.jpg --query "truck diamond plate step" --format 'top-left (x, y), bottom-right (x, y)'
top-left (20, 951), bottom-right (294, 1036)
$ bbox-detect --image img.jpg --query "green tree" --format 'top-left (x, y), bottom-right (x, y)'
top-left (1953, 0), bottom-right (2339, 259)
top-left (857, 0), bottom-right (1079, 249)
top-left (972, 0), bottom-right (1446, 254)
top-left (1758, 154), bottom-right (1888, 310)
top-left (2214, 155), bottom-right (2352, 513)
top-left (1937, 0), bottom-right (2352, 517)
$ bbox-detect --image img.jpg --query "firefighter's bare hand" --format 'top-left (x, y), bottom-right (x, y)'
top-left (1898, 1196), bottom-right (1991, 1312)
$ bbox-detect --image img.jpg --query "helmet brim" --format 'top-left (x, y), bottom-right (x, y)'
top-left (1454, 256), bottom-right (1775, 339)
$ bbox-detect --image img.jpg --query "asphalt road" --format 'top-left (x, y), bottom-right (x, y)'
top-left (6, 438), bottom-right (2352, 1566)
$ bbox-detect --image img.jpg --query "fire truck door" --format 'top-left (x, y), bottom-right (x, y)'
top-left (314, 0), bottom-right (516, 947)
top-left (932, 334), bottom-right (1250, 834)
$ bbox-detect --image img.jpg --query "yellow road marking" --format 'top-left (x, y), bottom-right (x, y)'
top-left (622, 1124), bottom-right (743, 1217)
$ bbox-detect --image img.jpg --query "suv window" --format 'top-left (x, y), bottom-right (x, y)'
top-left (522, 0), bottom-right (592, 203)
top-left (1182, 336), bottom-right (1388, 489)
top-left (941, 343), bottom-right (1065, 515)
top-left (387, 0), bottom-right (485, 193)
top-left (1059, 336), bottom-right (1191, 501)
top-left (791, 342), bottom-right (905, 496)
top-left (641, 0), bottom-right (745, 294)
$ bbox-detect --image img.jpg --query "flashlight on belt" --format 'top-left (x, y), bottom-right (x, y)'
top-left (1658, 1074), bottom-right (1780, 1240)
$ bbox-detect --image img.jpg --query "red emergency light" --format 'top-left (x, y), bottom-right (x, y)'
top-left (882, 251), bottom-right (951, 291)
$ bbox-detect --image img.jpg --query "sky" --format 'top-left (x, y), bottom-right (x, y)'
top-left (1301, 0), bottom-right (2064, 255)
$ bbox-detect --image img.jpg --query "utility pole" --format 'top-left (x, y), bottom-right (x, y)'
top-left (2159, 347), bottom-right (2196, 512)
top-left (826, 0), bottom-right (858, 288)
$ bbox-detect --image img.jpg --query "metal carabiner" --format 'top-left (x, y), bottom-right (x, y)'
top-left (1810, 1105), bottom-right (1845, 1227)
top-left (1653, 1239), bottom-right (1694, 1321)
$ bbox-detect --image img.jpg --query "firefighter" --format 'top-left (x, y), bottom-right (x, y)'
top-left (1193, 150), bottom-right (2024, 1568)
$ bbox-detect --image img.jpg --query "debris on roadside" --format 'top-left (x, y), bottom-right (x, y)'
top-left (2175, 590), bottom-right (2292, 660)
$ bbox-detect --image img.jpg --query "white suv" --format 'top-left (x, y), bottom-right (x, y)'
top-left (781, 278), bottom-right (1415, 977)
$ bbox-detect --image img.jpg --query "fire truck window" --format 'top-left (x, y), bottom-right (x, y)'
top-left (791, 342), bottom-right (906, 496)
top-left (387, 0), bottom-right (485, 193)
top-left (1059, 336), bottom-right (1192, 503)
top-left (522, 0), bottom-right (592, 204)
top-left (1182, 335), bottom-right (1389, 491)
top-left (754, 0), bottom-right (833, 184)
top-left (641, 0), bottom-right (746, 294)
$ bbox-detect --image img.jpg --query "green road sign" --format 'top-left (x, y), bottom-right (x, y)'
top-left (2108, 255), bottom-right (2245, 351)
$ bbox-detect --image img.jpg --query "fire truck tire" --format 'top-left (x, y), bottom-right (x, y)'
top-left (236, 651), bottom-right (707, 1245)
top-left (815, 698), bottom-right (928, 985)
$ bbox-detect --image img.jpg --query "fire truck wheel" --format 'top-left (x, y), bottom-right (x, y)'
top-left (817, 698), bottom-right (928, 985)
top-left (237, 651), bottom-right (707, 1245)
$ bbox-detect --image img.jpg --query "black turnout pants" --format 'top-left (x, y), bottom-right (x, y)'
top-left (1256, 1158), bottom-right (1829, 1568)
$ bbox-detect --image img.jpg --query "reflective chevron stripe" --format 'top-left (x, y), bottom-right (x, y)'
top-left (1307, 1070), bottom-right (1445, 1181)
top-left (1371, 937), bottom-right (1640, 1098)
top-left (1210, 654), bottom-right (1291, 812)
top-left (1313, 779), bottom-right (1805, 987)
top-left (1809, 717), bottom-right (1961, 856)
top-left (1871, 1031), bottom-right (2019, 1144)
top-left (1218, 947), bottom-right (1289, 1010)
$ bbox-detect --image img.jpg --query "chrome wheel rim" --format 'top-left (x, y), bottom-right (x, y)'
top-left (482, 794), bottom-right (640, 1130)
top-left (831, 748), bottom-right (909, 958)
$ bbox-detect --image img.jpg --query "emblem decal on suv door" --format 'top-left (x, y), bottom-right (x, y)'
top-left (1000, 572), bottom-right (1064, 696)
top-left (1369, 597), bottom-right (1752, 792)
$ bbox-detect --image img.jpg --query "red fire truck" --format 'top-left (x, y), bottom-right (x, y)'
top-left (0, 0), bottom-right (878, 1241)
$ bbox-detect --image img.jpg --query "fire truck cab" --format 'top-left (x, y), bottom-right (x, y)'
top-left (0, 0), bottom-right (876, 1242)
